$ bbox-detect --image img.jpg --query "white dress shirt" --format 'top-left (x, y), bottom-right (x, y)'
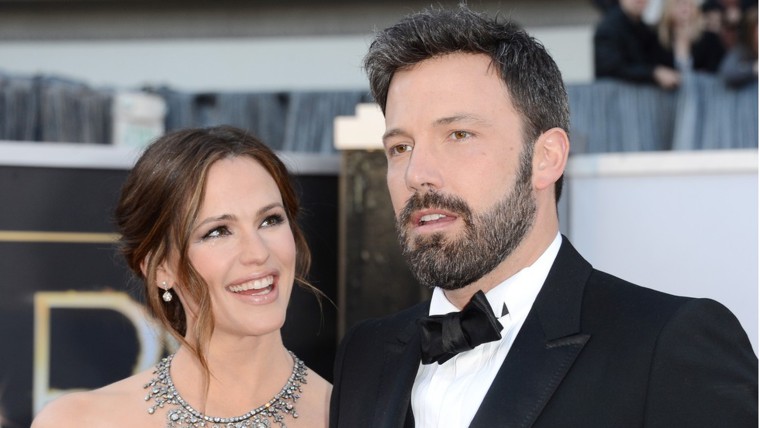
top-left (411, 233), bottom-right (562, 428)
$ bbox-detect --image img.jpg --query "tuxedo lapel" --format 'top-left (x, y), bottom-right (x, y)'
top-left (373, 304), bottom-right (427, 428)
top-left (469, 315), bottom-right (590, 428)
top-left (470, 237), bottom-right (593, 428)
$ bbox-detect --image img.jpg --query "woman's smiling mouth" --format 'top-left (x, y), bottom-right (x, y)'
top-left (227, 275), bottom-right (275, 295)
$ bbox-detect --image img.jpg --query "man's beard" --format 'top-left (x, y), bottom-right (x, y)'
top-left (396, 149), bottom-right (536, 290)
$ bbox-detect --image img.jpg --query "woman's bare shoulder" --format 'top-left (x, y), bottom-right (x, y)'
top-left (291, 366), bottom-right (332, 428)
top-left (31, 390), bottom-right (96, 428)
top-left (307, 367), bottom-right (332, 400)
top-left (31, 367), bottom-right (156, 428)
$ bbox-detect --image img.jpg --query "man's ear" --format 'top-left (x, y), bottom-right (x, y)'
top-left (532, 127), bottom-right (569, 191)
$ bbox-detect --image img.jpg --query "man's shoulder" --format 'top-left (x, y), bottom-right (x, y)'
top-left (336, 300), bottom-right (428, 370)
top-left (588, 269), bottom-right (684, 301)
top-left (558, 238), bottom-right (750, 345)
top-left (558, 237), bottom-right (707, 311)
top-left (587, 268), bottom-right (690, 308)
top-left (582, 268), bottom-right (739, 332)
top-left (346, 300), bottom-right (429, 339)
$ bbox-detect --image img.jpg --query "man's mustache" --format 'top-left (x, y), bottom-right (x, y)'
top-left (397, 191), bottom-right (472, 227)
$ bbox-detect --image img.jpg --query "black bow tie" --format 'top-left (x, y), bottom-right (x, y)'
top-left (418, 290), bottom-right (503, 365)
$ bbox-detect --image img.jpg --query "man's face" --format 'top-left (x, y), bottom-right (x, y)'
top-left (382, 52), bottom-right (536, 290)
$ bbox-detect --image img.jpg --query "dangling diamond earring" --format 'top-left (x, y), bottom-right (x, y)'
top-left (161, 281), bottom-right (173, 303)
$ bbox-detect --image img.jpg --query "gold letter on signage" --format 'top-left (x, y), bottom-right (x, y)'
top-left (33, 291), bottom-right (167, 414)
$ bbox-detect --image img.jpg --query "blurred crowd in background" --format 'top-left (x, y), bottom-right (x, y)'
top-left (593, 0), bottom-right (758, 88)
top-left (0, 0), bottom-right (756, 153)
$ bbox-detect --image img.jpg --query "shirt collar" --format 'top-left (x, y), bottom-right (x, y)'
top-left (429, 232), bottom-right (563, 321)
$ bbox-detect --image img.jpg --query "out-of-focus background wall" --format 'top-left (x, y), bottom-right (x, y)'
top-left (0, 0), bottom-right (597, 91)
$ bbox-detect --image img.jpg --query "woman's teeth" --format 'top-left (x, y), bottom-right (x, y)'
top-left (228, 276), bottom-right (274, 293)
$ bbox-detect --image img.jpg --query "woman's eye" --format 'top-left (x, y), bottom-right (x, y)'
top-left (261, 214), bottom-right (286, 228)
top-left (202, 226), bottom-right (231, 240)
top-left (450, 130), bottom-right (472, 140)
top-left (388, 144), bottom-right (412, 157)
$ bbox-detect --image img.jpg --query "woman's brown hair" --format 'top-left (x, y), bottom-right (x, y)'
top-left (114, 125), bottom-right (312, 372)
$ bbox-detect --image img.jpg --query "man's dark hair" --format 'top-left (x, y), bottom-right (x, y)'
top-left (364, 4), bottom-right (569, 202)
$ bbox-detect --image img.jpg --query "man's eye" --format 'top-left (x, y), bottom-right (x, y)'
top-left (450, 130), bottom-right (471, 140)
top-left (261, 214), bottom-right (286, 228)
top-left (388, 144), bottom-right (412, 157)
top-left (202, 226), bottom-right (230, 240)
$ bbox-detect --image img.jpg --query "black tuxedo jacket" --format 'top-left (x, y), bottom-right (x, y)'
top-left (330, 238), bottom-right (757, 427)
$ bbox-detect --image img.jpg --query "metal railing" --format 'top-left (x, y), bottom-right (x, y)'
top-left (1, 72), bottom-right (756, 153)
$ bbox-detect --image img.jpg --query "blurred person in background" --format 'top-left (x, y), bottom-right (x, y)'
top-left (720, 5), bottom-right (758, 86)
top-left (594, 0), bottom-right (682, 88)
top-left (657, 0), bottom-right (726, 72)
top-left (591, 0), bottom-right (620, 12)
top-left (720, 0), bottom-right (745, 47)
top-left (702, 0), bottom-right (726, 34)
top-left (32, 126), bottom-right (331, 427)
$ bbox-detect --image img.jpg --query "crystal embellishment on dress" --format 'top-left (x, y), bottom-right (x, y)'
top-left (144, 351), bottom-right (307, 427)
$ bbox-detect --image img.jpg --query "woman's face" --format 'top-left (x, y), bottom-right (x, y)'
top-left (179, 156), bottom-right (296, 339)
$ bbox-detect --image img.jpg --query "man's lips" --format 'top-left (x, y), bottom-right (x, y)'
top-left (411, 210), bottom-right (458, 227)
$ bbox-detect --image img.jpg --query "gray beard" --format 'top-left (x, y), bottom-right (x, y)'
top-left (396, 153), bottom-right (536, 291)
